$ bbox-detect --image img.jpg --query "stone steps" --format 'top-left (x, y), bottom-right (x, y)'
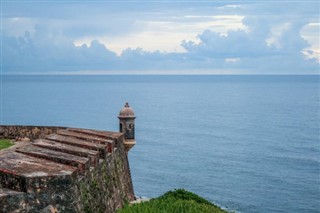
top-left (68, 128), bottom-right (121, 141)
top-left (57, 129), bottom-right (111, 144)
top-left (0, 151), bottom-right (77, 192)
top-left (60, 129), bottom-right (116, 153)
top-left (33, 138), bottom-right (99, 166)
top-left (46, 134), bottom-right (108, 157)
top-left (16, 145), bottom-right (90, 175)
top-left (0, 128), bottom-right (121, 196)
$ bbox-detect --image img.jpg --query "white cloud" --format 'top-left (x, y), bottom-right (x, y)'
top-left (266, 23), bottom-right (292, 48)
top-left (300, 23), bottom-right (320, 62)
top-left (3, 1), bottom-right (319, 74)
top-left (225, 58), bottom-right (240, 63)
top-left (74, 15), bottom-right (247, 55)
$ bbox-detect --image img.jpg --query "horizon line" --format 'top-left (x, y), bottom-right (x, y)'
top-left (1, 73), bottom-right (319, 76)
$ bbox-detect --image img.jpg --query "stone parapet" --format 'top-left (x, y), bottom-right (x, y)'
top-left (0, 125), bottom-right (66, 140)
top-left (0, 126), bottom-right (135, 213)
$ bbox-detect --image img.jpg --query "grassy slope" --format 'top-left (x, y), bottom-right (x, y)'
top-left (0, 139), bottom-right (14, 150)
top-left (118, 189), bottom-right (228, 213)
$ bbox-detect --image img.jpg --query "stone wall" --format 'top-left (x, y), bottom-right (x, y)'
top-left (0, 125), bottom-right (67, 140)
top-left (0, 126), bottom-right (135, 213)
top-left (76, 143), bottom-right (134, 213)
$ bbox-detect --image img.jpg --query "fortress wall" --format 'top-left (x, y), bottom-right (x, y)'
top-left (0, 125), bottom-right (67, 140)
top-left (21, 145), bottom-right (133, 213)
top-left (0, 125), bottom-right (135, 213)
top-left (75, 141), bottom-right (135, 213)
top-left (0, 188), bottom-right (27, 212)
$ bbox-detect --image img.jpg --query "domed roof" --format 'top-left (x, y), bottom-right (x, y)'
top-left (118, 102), bottom-right (136, 118)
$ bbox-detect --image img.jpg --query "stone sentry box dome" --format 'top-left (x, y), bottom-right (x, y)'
top-left (118, 102), bottom-right (136, 152)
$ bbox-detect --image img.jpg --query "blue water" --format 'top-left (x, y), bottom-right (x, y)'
top-left (1, 75), bottom-right (319, 213)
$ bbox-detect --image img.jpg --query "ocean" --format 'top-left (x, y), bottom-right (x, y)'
top-left (1, 75), bottom-right (319, 212)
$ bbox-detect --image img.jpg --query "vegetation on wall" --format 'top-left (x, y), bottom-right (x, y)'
top-left (117, 189), bottom-right (228, 213)
top-left (80, 162), bottom-right (112, 213)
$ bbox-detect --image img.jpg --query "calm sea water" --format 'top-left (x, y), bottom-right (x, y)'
top-left (1, 75), bottom-right (319, 213)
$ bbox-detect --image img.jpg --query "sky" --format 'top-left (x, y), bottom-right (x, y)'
top-left (1, 0), bottom-right (320, 74)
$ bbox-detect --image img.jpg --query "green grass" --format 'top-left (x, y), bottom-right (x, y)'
top-left (0, 139), bottom-right (14, 150)
top-left (117, 189), bottom-right (228, 213)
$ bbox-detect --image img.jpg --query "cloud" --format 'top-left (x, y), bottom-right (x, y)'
top-left (73, 15), bottom-right (247, 55)
top-left (301, 23), bottom-right (320, 62)
top-left (180, 15), bottom-right (318, 73)
top-left (2, 1), bottom-right (319, 74)
top-left (3, 27), bottom-right (117, 72)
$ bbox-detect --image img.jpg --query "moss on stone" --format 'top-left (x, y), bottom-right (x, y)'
top-left (0, 139), bottom-right (13, 150)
